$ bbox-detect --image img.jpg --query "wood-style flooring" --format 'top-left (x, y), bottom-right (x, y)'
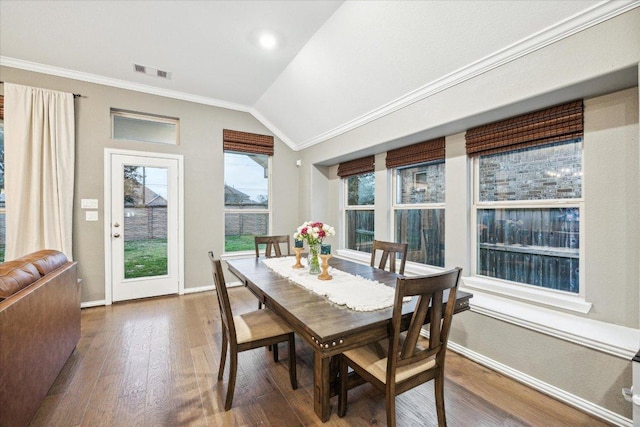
top-left (30, 287), bottom-right (612, 426)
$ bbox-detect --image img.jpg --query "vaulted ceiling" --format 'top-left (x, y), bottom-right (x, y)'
top-left (1, 1), bottom-right (637, 150)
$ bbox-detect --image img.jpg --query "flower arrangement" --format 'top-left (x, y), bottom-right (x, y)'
top-left (293, 221), bottom-right (335, 246)
top-left (294, 221), bottom-right (335, 275)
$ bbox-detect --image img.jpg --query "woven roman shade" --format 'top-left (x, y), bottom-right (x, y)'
top-left (223, 129), bottom-right (274, 156)
top-left (465, 99), bottom-right (583, 157)
top-left (386, 137), bottom-right (445, 169)
top-left (337, 155), bottom-right (375, 178)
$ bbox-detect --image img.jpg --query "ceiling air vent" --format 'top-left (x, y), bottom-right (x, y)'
top-left (132, 63), bottom-right (171, 80)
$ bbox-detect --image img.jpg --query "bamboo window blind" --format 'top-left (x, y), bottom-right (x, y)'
top-left (465, 99), bottom-right (583, 156)
top-left (386, 137), bottom-right (445, 168)
top-left (337, 155), bottom-right (375, 178)
top-left (223, 129), bottom-right (274, 156)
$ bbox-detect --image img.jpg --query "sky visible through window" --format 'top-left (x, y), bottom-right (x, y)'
top-left (126, 152), bottom-right (267, 203)
top-left (224, 152), bottom-right (268, 202)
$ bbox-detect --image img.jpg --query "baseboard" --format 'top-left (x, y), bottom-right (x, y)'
top-left (447, 340), bottom-right (632, 427)
top-left (183, 284), bottom-right (215, 294)
top-left (80, 300), bottom-right (106, 308)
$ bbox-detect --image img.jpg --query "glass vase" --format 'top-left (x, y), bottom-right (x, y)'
top-left (308, 243), bottom-right (321, 275)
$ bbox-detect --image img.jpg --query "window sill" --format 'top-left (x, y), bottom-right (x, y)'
top-left (221, 250), bottom-right (255, 260)
top-left (335, 249), bottom-right (445, 276)
top-left (462, 286), bottom-right (638, 359)
top-left (335, 249), bottom-right (370, 264)
top-left (337, 250), bottom-right (637, 358)
top-left (463, 276), bottom-right (592, 314)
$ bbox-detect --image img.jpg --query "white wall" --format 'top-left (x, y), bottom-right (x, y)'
top-left (297, 8), bottom-right (640, 422)
top-left (0, 66), bottom-right (301, 301)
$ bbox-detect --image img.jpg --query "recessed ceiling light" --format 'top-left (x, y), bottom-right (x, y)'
top-left (258, 32), bottom-right (278, 50)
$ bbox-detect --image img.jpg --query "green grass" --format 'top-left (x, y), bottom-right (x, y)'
top-left (224, 234), bottom-right (257, 252)
top-left (124, 239), bottom-right (168, 279)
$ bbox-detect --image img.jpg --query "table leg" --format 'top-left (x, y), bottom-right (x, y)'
top-left (313, 351), bottom-right (331, 422)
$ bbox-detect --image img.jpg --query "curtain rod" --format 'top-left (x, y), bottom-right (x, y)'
top-left (0, 81), bottom-right (81, 98)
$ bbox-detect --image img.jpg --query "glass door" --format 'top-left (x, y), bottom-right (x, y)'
top-left (108, 152), bottom-right (181, 302)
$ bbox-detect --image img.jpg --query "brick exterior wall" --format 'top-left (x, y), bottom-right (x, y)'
top-left (479, 140), bottom-right (582, 201)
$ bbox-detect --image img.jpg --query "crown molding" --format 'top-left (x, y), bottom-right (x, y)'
top-left (0, 56), bottom-right (298, 149)
top-left (248, 107), bottom-right (298, 151)
top-left (0, 56), bottom-right (252, 112)
top-left (295, 0), bottom-right (640, 151)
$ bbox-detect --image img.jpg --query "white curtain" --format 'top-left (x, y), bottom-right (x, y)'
top-left (4, 83), bottom-right (75, 260)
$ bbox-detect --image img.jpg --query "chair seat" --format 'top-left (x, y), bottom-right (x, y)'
top-left (338, 267), bottom-right (462, 426)
top-left (234, 309), bottom-right (293, 344)
top-left (343, 335), bottom-right (435, 384)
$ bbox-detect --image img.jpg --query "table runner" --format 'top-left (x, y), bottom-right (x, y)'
top-left (262, 256), bottom-right (408, 312)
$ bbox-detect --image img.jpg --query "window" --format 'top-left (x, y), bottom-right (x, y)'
top-left (111, 109), bottom-right (179, 145)
top-left (339, 156), bottom-right (375, 253)
top-left (393, 161), bottom-right (445, 267)
top-left (344, 172), bottom-right (375, 253)
top-left (223, 129), bottom-right (273, 252)
top-left (474, 140), bottom-right (582, 293)
top-left (468, 100), bottom-right (584, 295)
top-left (388, 137), bottom-right (446, 267)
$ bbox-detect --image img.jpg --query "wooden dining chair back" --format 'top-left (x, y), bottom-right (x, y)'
top-left (370, 240), bottom-right (408, 275)
top-left (255, 235), bottom-right (291, 258)
top-left (208, 251), bottom-right (297, 410)
top-left (253, 235), bottom-right (291, 309)
top-left (338, 267), bottom-right (462, 427)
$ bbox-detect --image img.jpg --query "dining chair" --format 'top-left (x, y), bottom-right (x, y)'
top-left (338, 267), bottom-right (462, 427)
top-left (254, 235), bottom-right (291, 309)
top-left (208, 251), bottom-right (298, 410)
top-left (370, 240), bottom-right (408, 275)
top-left (254, 235), bottom-right (291, 258)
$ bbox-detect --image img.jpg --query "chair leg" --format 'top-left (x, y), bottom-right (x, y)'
top-left (288, 333), bottom-right (298, 389)
top-left (386, 392), bottom-right (396, 427)
top-left (435, 371), bottom-right (447, 427)
top-left (338, 354), bottom-right (348, 417)
top-left (258, 301), bottom-right (262, 309)
top-left (224, 351), bottom-right (238, 411)
top-left (272, 342), bottom-right (279, 362)
top-left (218, 333), bottom-right (227, 381)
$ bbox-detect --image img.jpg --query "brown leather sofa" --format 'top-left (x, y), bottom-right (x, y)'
top-left (0, 250), bottom-right (80, 427)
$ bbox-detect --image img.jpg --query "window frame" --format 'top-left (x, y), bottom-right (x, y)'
top-left (391, 160), bottom-right (445, 268)
top-left (343, 172), bottom-right (375, 253)
top-left (223, 150), bottom-right (272, 254)
top-left (467, 139), bottom-right (590, 313)
top-left (111, 109), bottom-right (180, 145)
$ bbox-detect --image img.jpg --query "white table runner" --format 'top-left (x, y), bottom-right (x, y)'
top-left (261, 256), bottom-right (407, 312)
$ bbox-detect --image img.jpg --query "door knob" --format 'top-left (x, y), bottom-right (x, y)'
top-left (113, 233), bottom-right (121, 238)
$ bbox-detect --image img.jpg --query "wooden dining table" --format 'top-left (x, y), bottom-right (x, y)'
top-left (226, 255), bottom-right (472, 422)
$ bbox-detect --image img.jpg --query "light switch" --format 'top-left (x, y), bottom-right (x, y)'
top-left (85, 211), bottom-right (99, 221)
top-left (81, 199), bottom-right (98, 209)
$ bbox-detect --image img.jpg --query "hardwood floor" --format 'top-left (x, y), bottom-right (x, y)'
top-left (31, 287), bottom-right (612, 426)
